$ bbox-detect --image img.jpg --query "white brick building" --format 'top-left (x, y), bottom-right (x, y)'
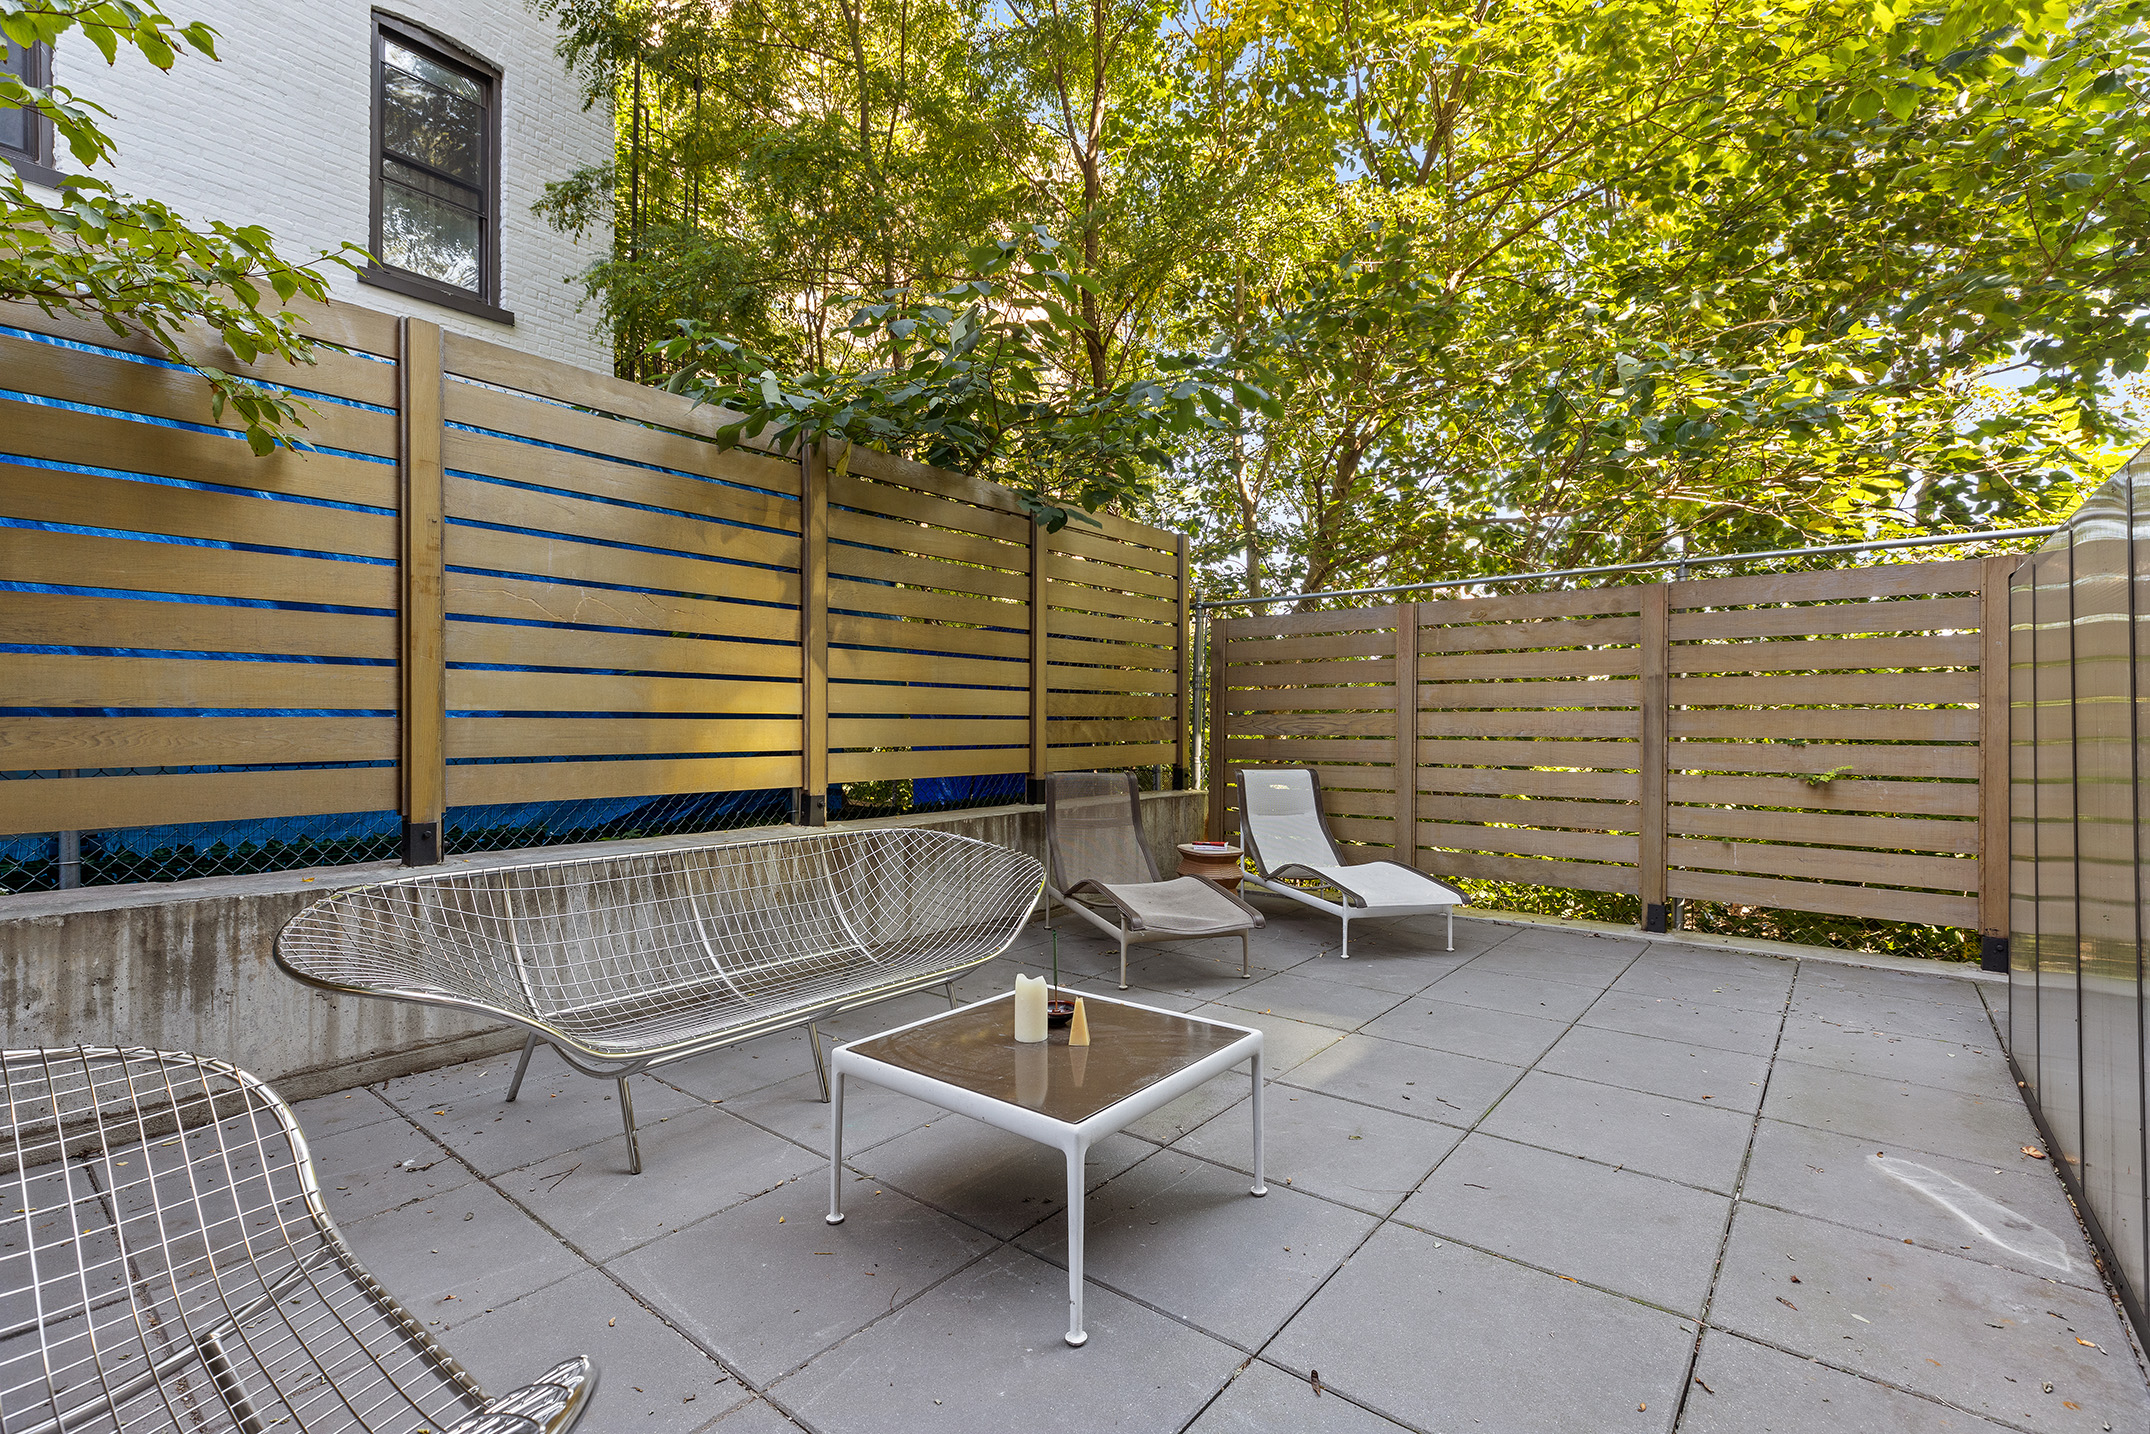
top-left (32, 2), bottom-right (614, 371)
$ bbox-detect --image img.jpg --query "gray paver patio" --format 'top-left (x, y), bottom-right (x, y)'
top-left (313, 901), bottom-right (2150, 1433)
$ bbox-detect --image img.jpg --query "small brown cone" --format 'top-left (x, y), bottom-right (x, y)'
top-left (1069, 998), bottom-right (1091, 1046)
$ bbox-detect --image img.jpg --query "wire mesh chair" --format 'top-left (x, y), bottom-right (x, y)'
top-left (1043, 771), bottom-right (1264, 989)
top-left (0, 1046), bottom-right (595, 1434)
top-left (275, 828), bottom-right (1046, 1172)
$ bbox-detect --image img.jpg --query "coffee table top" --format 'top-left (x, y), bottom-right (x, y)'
top-left (840, 992), bottom-right (1252, 1125)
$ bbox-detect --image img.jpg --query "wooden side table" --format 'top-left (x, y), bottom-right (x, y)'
top-left (1177, 842), bottom-right (1245, 891)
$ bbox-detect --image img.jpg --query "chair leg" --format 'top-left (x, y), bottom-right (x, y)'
top-left (809, 1022), bottom-right (831, 1103)
top-left (617, 1076), bottom-right (642, 1176)
top-left (943, 980), bottom-right (957, 1009)
top-left (505, 1032), bottom-right (539, 1102)
top-left (1340, 914), bottom-right (1351, 960)
top-left (1447, 906), bottom-right (1454, 952)
top-left (1119, 932), bottom-right (1130, 990)
top-left (1240, 931), bottom-right (1251, 978)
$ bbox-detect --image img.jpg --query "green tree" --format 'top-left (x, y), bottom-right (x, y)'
top-left (0, 1), bottom-right (360, 452)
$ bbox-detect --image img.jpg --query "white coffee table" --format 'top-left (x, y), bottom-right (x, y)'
top-left (825, 988), bottom-right (1266, 1346)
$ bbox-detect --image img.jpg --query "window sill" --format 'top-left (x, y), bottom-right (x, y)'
top-left (358, 265), bottom-right (514, 325)
top-left (5, 154), bottom-right (69, 190)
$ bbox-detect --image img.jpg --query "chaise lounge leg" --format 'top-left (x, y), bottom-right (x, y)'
top-left (809, 1022), bottom-right (831, 1103)
top-left (505, 1032), bottom-right (539, 1102)
top-left (1447, 906), bottom-right (1454, 952)
top-left (618, 1076), bottom-right (642, 1175)
top-left (1119, 932), bottom-right (1130, 990)
top-left (1240, 932), bottom-right (1250, 978)
top-left (1341, 914), bottom-right (1351, 960)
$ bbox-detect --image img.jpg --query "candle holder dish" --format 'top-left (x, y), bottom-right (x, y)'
top-left (1046, 999), bottom-right (1077, 1029)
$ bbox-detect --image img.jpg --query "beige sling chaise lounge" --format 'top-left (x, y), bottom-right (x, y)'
top-left (1236, 766), bottom-right (1464, 957)
top-left (1044, 770), bottom-right (1264, 989)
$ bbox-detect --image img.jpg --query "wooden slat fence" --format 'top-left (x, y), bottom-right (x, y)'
top-left (1212, 554), bottom-right (2016, 941)
top-left (0, 298), bottom-right (1187, 861)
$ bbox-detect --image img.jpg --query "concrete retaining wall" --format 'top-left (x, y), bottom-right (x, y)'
top-left (0, 794), bottom-right (1205, 1099)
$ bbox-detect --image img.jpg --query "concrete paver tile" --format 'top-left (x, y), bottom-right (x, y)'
top-left (433, 1267), bottom-right (737, 1434)
top-left (1282, 1033), bottom-right (1520, 1124)
top-left (304, 1114), bottom-right (474, 1219)
top-left (849, 1115), bottom-right (1152, 1239)
top-left (1213, 971), bottom-right (1412, 1031)
top-left (1016, 1151), bottom-right (1381, 1347)
top-left (1580, 990), bottom-right (1786, 1057)
top-left (1175, 1088), bottom-right (1465, 1214)
top-left (1417, 968), bottom-right (1606, 1021)
top-left (341, 1179), bottom-right (582, 1316)
top-left (1540, 1025), bottom-right (1773, 1113)
top-left (1359, 998), bottom-right (1570, 1066)
top-left (1679, 1328), bottom-right (2016, 1432)
top-left (1187, 1359), bottom-right (1415, 1433)
top-left (770, 1246), bottom-right (1242, 1434)
top-left (1775, 1015), bottom-right (2014, 1097)
top-left (1709, 1202), bottom-right (2141, 1434)
top-left (1609, 957), bottom-right (1795, 1013)
top-left (496, 1104), bottom-right (819, 1259)
top-left (1478, 1070), bottom-right (1755, 1193)
top-left (1397, 1132), bottom-right (1732, 1315)
top-left (381, 1056), bottom-right (703, 1178)
top-left (607, 1177), bottom-right (997, 1387)
top-left (1739, 1117), bottom-right (2100, 1291)
top-left (1759, 1060), bottom-right (2041, 1166)
top-left (657, 1030), bottom-right (822, 1103)
top-left (1268, 1222), bottom-right (1695, 1433)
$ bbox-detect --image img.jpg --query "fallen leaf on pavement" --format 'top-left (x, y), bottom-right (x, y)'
top-left (2024, 1146), bottom-right (2047, 1159)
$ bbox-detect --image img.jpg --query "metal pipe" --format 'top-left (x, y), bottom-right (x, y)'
top-left (1192, 526), bottom-right (2060, 612)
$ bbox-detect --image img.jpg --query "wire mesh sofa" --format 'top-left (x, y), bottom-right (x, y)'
top-left (0, 1045), bottom-right (595, 1434)
top-left (275, 828), bottom-right (1047, 1172)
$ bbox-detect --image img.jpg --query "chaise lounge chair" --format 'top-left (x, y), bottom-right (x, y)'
top-left (1235, 766), bottom-right (1464, 957)
top-left (1044, 770), bottom-right (1264, 989)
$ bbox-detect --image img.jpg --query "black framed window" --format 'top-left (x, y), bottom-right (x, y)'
top-left (1, 41), bottom-right (61, 186)
top-left (361, 14), bottom-right (511, 323)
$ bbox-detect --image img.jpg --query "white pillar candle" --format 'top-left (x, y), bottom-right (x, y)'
top-left (1013, 974), bottom-right (1047, 1043)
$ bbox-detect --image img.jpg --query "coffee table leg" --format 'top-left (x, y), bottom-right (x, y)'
top-left (1063, 1135), bottom-right (1089, 1347)
top-left (1249, 1044), bottom-right (1268, 1197)
top-left (825, 1068), bottom-right (847, 1226)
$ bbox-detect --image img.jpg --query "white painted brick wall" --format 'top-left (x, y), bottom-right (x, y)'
top-left (52, 1), bottom-right (614, 371)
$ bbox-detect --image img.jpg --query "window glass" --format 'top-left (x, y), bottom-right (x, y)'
top-left (1, 43), bottom-right (41, 160)
top-left (374, 28), bottom-right (490, 296)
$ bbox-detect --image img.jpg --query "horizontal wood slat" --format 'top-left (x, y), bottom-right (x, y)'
top-left (444, 428), bottom-right (796, 534)
top-left (443, 380), bottom-right (800, 497)
top-left (451, 625), bottom-right (800, 683)
top-left (0, 528), bottom-right (399, 608)
top-left (1670, 672), bottom-right (1980, 706)
top-left (0, 592), bottom-right (395, 660)
top-left (447, 717), bottom-right (800, 758)
top-left (1667, 869), bottom-right (1976, 927)
top-left (1417, 767), bottom-right (1643, 802)
top-left (1420, 710), bottom-right (1641, 740)
top-left (829, 716), bottom-right (1025, 747)
top-left (1674, 560), bottom-right (1983, 609)
top-left (1223, 632), bottom-right (1395, 664)
top-left (827, 543), bottom-right (1029, 602)
top-left (447, 575), bottom-right (800, 646)
top-left (445, 473), bottom-right (791, 569)
top-left (0, 768), bottom-right (398, 835)
top-left (1043, 549), bottom-right (1179, 600)
top-left (829, 613), bottom-right (1029, 662)
top-left (1418, 679), bottom-right (1639, 709)
top-left (1415, 739), bottom-right (1640, 770)
top-left (830, 648), bottom-right (1028, 687)
top-left (3, 654), bottom-right (395, 709)
top-left (1669, 633), bottom-right (1979, 673)
top-left (826, 470), bottom-right (1031, 544)
top-left (447, 525), bottom-right (798, 607)
top-left (1224, 712), bottom-right (1393, 738)
top-left (1668, 837), bottom-right (1974, 890)
top-left (1218, 609), bottom-right (1397, 641)
top-left (1419, 615), bottom-right (1640, 654)
top-left (1229, 687), bottom-right (1402, 713)
top-left (828, 685), bottom-right (1028, 717)
top-left (1047, 741), bottom-right (1178, 771)
top-left (1420, 794), bottom-right (1642, 831)
top-left (1046, 664), bottom-right (1178, 694)
top-left (831, 746), bottom-right (1027, 783)
top-left (0, 716), bottom-right (396, 767)
top-left (1414, 587), bottom-right (1647, 625)
top-left (1668, 741), bottom-right (1978, 780)
top-left (1046, 634), bottom-right (1177, 669)
top-left (448, 670), bottom-right (803, 715)
top-left (1669, 707), bottom-right (1980, 743)
top-left (0, 396), bottom-right (401, 509)
top-left (1671, 596), bottom-right (1980, 642)
top-left (1667, 805), bottom-right (1977, 854)
top-left (1664, 773), bottom-right (1978, 816)
top-left (1418, 848), bottom-right (1643, 895)
top-left (447, 753), bottom-right (802, 807)
top-left (1419, 822), bottom-right (1638, 864)
top-left (1049, 606), bottom-right (1175, 646)
top-left (1425, 648), bottom-right (1642, 681)
top-left (831, 505), bottom-right (1029, 574)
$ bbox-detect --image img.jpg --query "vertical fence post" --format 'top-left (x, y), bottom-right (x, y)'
top-left (1394, 602), bottom-right (1420, 867)
top-left (1028, 521), bottom-right (1051, 803)
top-left (397, 318), bottom-right (447, 866)
top-left (1979, 552), bottom-right (2016, 970)
top-left (1208, 619), bottom-right (1228, 840)
top-left (797, 441), bottom-right (829, 825)
top-left (1174, 533), bottom-right (1192, 789)
top-left (1638, 582), bottom-right (1670, 931)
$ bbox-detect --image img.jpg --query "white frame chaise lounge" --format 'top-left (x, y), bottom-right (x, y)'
top-left (1235, 766), bottom-right (1465, 957)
